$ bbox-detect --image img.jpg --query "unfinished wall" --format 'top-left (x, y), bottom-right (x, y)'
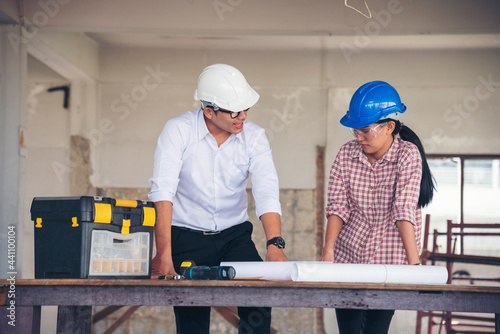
top-left (95, 48), bottom-right (327, 190)
top-left (93, 47), bottom-right (500, 192)
top-left (325, 49), bottom-right (500, 166)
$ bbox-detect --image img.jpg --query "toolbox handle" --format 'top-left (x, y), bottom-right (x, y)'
top-left (114, 199), bottom-right (138, 208)
top-left (113, 238), bottom-right (131, 244)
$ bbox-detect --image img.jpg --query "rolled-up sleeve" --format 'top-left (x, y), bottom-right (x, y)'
top-left (248, 128), bottom-right (281, 219)
top-left (390, 145), bottom-right (422, 225)
top-left (148, 120), bottom-right (185, 203)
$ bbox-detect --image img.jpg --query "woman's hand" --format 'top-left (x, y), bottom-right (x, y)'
top-left (320, 247), bottom-right (335, 262)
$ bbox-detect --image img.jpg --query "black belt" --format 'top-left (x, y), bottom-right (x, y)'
top-left (173, 226), bottom-right (221, 235)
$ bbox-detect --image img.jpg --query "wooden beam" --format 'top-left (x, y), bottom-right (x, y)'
top-left (0, 306), bottom-right (41, 334)
top-left (2, 279), bottom-right (499, 313)
top-left (427, 253), bottom-right (500, 266)
top-left (57, 306), bottom-right (92, 334)
top-left (1, 279), bottom-right (499, 334)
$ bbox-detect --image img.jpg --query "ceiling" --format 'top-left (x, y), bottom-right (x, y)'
top-left (2, 0), bottom-right (500, 50)
top-left (86, 33), bottom-right (500, 51)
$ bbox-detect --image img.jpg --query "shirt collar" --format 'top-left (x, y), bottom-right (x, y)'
top-left (197, 108), bottom-right (209, 140)
top-left (382, 137), bottom-right (400, 163)
top-left (233, 127), bottom-right (244, 143)
top-left (196, 107), bottom-right (243, 143)
top-left (350, 137), bottom-right (401, 164)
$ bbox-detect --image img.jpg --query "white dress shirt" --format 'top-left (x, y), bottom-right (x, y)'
top-left (149, 108), bottom-right (281, 232)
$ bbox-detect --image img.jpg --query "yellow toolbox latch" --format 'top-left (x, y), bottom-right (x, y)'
top-left (94, 203), bottom-right (112, 223)
top-left (142, 207), bottom-right (156, 226)
top-left (121, 219), bottom-right (130, 235)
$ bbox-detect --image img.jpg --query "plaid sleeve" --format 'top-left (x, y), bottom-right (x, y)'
top-left (325, 145), bottom-right (350, 223)
top-left (390, 142), bottom-right (422, 226)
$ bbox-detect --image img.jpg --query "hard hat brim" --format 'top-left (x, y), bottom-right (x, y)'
top-left (227, 89), bottom-right (260, 111)
top-left (340, 112), bottom-right (373, 129)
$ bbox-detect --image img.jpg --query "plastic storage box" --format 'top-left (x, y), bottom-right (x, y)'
top-left (31, 196), bottom-right (156, 279)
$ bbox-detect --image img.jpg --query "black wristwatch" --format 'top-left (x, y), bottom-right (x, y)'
top-left (266, 236), bottom-right (285, 250)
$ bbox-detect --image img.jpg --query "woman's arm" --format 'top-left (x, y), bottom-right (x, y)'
top-left (396, 219), bottom-right (420, 265)
top-left (320, 215), bottom-right (344, 262)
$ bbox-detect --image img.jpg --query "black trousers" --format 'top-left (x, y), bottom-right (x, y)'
top-left (171, 221), bottom-right (271, 334)
top-left (335, 309), bottom-right (395, 334)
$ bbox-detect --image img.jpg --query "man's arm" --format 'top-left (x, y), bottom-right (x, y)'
top-left (151, 201), bottom-right (178, 279)
top-left (261, 212), bottom-right (287, 261)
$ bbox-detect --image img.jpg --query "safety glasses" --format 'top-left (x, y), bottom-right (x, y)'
top-left (211, 107), bottom-right (249, 119)
top-left (351, 123), bottom-right (387, 140)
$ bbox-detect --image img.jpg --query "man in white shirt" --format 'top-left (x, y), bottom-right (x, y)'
top-left (149, 63), bottom-right (287, 334)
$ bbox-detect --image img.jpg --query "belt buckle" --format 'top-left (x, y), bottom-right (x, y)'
top-left (203, 230), bottom-right (220, 235)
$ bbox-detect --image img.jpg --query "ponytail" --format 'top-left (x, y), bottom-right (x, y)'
top-left (381, 120), bottom-right (436, 208)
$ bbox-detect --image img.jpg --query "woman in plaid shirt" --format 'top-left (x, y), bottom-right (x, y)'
top-left (321, 81), bottom-right (435, 334)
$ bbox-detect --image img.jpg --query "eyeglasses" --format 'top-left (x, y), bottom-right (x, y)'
top-left (351, 123), bottom-right (386, 140)
top-left (211, 107), bottom-right (249, 119)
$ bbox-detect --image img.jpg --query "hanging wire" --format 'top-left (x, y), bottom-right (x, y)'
top-left (344, 0), bottom-right (372, 19)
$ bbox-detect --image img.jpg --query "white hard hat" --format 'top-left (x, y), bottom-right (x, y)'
top-left (194, 64), bottom-right (260, 112)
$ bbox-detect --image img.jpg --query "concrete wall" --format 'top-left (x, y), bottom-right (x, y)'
top-left (94, 47), bottom-right (500, 191)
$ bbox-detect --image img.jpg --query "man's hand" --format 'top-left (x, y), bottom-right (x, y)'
top-left (261, 212), bottom-right (288, 261)
top-left (265, 245), bottom-right (288, 262)
top-left (151, 201), bottom-right (177, 279)
top-left (150, 254), bottom-right (178, 280)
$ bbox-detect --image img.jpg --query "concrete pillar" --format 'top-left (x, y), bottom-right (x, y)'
top-left (0, 25), bottom-right (27, 279)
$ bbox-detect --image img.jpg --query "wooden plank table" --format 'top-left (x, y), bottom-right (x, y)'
top-left (1, 279), bottom-right (499, 333)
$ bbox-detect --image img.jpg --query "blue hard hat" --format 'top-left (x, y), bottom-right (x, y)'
top-left (340, 81), bottom-right (407, 128)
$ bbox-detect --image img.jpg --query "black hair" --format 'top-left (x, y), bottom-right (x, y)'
top-left (378, 119), bottom-right (435, 208)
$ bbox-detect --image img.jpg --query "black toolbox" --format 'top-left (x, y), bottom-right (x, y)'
top-left (30, 196), bottom-right (156, 279)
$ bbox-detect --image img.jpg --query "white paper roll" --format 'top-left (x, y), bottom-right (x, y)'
top-left (384, 264), bottom-right (448, 284)
top-left (291, 263), bottom-right (448, 285)
top-left (220, 261), bottom-right (323, 280)
top-left (291, 263), bottom-right (388, 283)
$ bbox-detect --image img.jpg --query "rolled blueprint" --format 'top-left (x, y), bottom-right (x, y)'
top-left (384, 264), bottom-right (448, 284)
top-left (291, 262), bottom-right (448, 285)
top-left (220, 261), bottom-right (323, 280)
top-left (291, 263), bottom-right (387, 283)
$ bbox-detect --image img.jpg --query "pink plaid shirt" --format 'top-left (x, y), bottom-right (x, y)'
top-left (326, 138), bottom-right (422, 265)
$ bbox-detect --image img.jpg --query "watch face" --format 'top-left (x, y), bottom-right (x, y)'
top-left (276, 237), bottom-right (285, 248)
top-left (268, 237), bottom-right (285, 249)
